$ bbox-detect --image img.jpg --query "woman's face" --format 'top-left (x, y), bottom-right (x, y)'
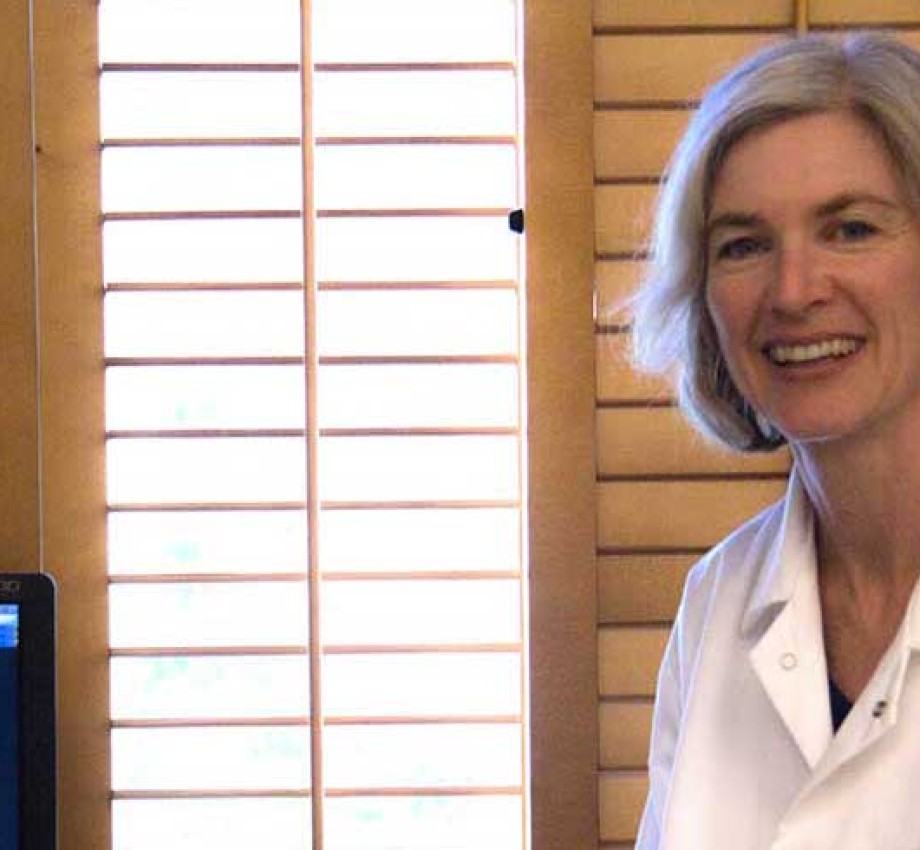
top-left (705, 110), bottom-right (920, 449)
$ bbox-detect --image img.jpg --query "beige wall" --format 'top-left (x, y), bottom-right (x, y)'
top-left (594, 3), bottom-right (920, 846)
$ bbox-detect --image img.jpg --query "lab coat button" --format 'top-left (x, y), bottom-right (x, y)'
top-left (780, 652), bottom-right (797, 670)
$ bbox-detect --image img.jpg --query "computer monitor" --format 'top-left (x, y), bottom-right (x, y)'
top-left (0, 573), bottom-right (56, 850)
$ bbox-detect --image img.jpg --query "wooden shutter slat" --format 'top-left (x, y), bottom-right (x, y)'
top-left (595, 33), bottom-right (780, 104)
top-left (598, 479), bottom-right (787, 550)
top-left (598, 771), bottom-right (648, 843)
top-left (598, 553), bottom-right (696, 624)
top-left (810, 1), bottom-right (920, 25)
top-left (111, 643), bottom-right (521, 657)
top-left (109, 570), bottom-right (522, 583)
top-left (599, 701), bottom-right (653, 768)
top-left (595, 260), bottom-right (642, 328)
top-left (595, 184), bottom-right (657, 255)
top-left (598, 626), bottom-right (669, 697)
top-left (596, 407), bottom-right (791, 476)
top-left (595, 334), bottom-right (672, 404)
top-left (112, 714), bottom-right (522, 728)
top-left (594, 0), bottom-right (793, 29)
top-left (594, 110), bottom-right (689, 180)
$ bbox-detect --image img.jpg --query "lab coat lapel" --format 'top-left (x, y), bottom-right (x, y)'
top-left (807, 641), bottom-right (903, 787)
top-left (748, 564), bottom-right (831, 769)
top-left (809, 582), bottom-right (920, 784)
top-left (745, 470), bottom-right (833, 770)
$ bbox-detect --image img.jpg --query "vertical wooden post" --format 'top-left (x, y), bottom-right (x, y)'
top-left (525, 1), bottom-right (598, 848)
top-left (796, 0), bottom-right (810, 34)
top-left (32, 2), bottom-right (110, 849)
top-left (0, 0), bottom-right (41, 572)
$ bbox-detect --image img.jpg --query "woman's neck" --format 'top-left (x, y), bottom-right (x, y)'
top-left (793, 432), bottom-right (920, 595)
top-left (793, 432), bottom-right (920, 701)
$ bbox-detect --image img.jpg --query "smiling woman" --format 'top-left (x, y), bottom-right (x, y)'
top-left (626, 32), bottom-right (920, 850)
top-left (705, 110), bottom-right (920, 448)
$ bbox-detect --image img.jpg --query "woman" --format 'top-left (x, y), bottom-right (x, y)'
top-left (631, 32), bottom-right (920, 849)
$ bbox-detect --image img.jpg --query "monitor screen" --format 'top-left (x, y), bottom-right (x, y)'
top-left (0, 602), bottom-right (19, 846)
top-left (0, 574), bottom-right (56, 850)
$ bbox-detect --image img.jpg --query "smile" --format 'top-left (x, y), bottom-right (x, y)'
top-left (764, 337), bottom-right (863, 365)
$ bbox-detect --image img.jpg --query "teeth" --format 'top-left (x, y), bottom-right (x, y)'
top-left (768, 338), bottom-right (860, 364)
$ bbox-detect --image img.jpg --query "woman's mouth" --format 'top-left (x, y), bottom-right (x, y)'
top-left (764, 337), bottom-right (863, 366)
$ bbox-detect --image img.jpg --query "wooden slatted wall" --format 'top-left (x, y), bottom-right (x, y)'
top-left (592, 2), bottom-right (920, 846)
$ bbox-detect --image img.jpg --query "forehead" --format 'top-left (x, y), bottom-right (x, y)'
top-left (709, 110), bottom-right (906, 216)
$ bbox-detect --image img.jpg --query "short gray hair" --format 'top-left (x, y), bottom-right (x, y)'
top-left (630, 32), bottom-right (920, 451)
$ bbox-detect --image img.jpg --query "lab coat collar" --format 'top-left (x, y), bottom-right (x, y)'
top-left (741, 467), bottom-right (816, 639)
top-left (740, 466), bottom-right (920, 652)
top-left (740, 466), bottom-right (920, 774)
top-left (906, 570), bottom-right (920, 653)
top-left (741, 468), bottom-right (832, 768)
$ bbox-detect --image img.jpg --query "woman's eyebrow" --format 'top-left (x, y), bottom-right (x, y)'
top-left (706, 211), bottom-right (762, 234)
top-left (814, 191), bottom-right (902, 217)
top-left (707, 192), bottom-right (904, 233)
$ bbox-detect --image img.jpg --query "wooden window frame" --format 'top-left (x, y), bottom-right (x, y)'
top-left (524, 2), bottom-right (598, 849)
top-left (8, 2), bottom-right (601, 849)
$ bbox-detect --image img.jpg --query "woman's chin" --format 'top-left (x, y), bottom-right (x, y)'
top-left (763, 414), bottom-right (857, 449)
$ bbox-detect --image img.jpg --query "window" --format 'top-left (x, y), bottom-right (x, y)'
top-left (99, 2), bottom-right (527, 848)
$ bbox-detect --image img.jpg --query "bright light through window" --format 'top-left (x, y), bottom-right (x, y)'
top-left (99, 1), bottom-right (526, 848)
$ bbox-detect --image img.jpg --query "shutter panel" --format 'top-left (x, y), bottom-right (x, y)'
top-left (593, 5), bottom-right (798, 846)
top-left (100, 2), bottom-right (526, 848)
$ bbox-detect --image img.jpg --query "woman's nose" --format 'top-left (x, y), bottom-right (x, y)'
top-left (768, 241), bottom-right (830, 316)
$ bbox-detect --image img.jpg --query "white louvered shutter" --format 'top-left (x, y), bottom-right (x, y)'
top-left (100, 2), bottom-right (527, 848)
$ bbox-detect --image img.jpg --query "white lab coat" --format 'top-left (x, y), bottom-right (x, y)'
top-left (637, 468), bottom-right (920, 850)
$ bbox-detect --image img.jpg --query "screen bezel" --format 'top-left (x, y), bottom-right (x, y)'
top-left (0, 573), bottom-right (56, 850)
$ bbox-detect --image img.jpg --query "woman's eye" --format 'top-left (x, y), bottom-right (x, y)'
top-left (714, 236), bottom-right (765, 262)
top-left (831, 219), bottom-right (878, 241)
